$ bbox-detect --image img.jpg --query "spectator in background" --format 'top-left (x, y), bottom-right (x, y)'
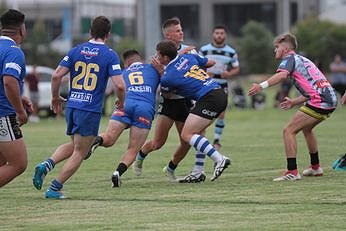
top-left (273, 79), bottom-right (293, 108)
top-left (25, 64), bottom-right (40, 122)
top-left (329, 54), bottom-right (346, 98)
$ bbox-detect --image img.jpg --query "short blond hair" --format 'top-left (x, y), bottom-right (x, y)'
top-left (274, 33), bottom-right (298, 50)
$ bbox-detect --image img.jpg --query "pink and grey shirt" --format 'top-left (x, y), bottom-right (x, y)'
top-left (277, 51), bottom-right (337, 109)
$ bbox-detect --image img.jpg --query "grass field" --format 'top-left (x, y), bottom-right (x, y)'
top-left (1, 90), bottom-right (346, 231)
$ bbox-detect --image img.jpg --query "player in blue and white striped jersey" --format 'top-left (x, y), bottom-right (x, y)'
top-left (199, 25), bottom-right (240, 151)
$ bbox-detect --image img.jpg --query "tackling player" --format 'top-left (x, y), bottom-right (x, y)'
top-left (155, 40), bottom-right (231, 182)
top-left (131, 17), bottom-right (198, 181)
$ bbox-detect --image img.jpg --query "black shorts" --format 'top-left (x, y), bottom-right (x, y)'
top-left (332, 83), bottom-right (346, 96)
top-left (191, 88), bottom-right (228, 120)
top-left (0, 114), bottom-right (23, 141)
top-left (157, 97), bottom-right (192, 122)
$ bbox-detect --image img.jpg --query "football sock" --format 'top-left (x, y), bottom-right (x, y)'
top-left (167, 160), bottom-right (177, 171)
top-left (309, 152), bottom-right (319, 167)
top-left (50, 179), bottom-right (63, 191)
top-left (214, 119), bottom-right (225, 142)
top-left (136, 150), bottom-right (147, 161)
top-left (189, 134), bottom-right (223, 163)
top-left (192, 151), bottom-right (206, 173)
top-left (287, 158), bottom-right (297, 171)
top-left (44, 158), bottom-right (55, 172)
top-left (116, 162), bottom-right (128, 176)
top-left (95, 136), bottom-right (103, 146)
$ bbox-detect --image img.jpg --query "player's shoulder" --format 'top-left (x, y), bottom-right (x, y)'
top-left (223, 44), bottom-right (237, 54)
top-left (200, 43), bottom-right (213, 50)
top-left (2, 44), bottom-right (25, 60)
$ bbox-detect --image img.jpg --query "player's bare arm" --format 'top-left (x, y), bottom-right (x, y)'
top-left (3, 75), bottom-right (28, 126)
top-left (51, 65), bottom-right (69, 114)
top-left (280, 95), bottom-right (308, 110)
top-left (341, 92), bottom-right (346, 105)
top-left (248, 71), bottom-right (288, 96)
top-left (111, 74), bottom-right (126, 109)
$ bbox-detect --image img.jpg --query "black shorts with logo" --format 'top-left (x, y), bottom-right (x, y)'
top-left (157, 97), bottom-right (192, 122)
top-left (191, 88), bottom-right (228, 120)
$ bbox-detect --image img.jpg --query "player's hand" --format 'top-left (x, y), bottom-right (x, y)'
top-left (51, 96), bottom-right (66, 114)
top-left (248, 83), bottom-right (262, 96)
top-left (151, 55), bottom-right (164, 76)
top-left (114, 100), bottom-right (124, 111)
top-left (22, 95), bottom-right (34, 114)
top-left (178, 46), bottom-right (196, 54)
top-left (280, 97), bottom-right (293, 110)
top-left (221, 71), bottom-right (233, 79)
top-left (341, 93), bottom-right (346, 105)
top-left (207, 72), bottom-right (215, 78)
top-left (16, 110), bottom-right (28, 126)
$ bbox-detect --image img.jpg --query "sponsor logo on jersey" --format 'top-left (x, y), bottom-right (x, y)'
top-left (174, 57), bottom-right (189, 71)
top-left (81, 47), bottom-right (99, 59)
top-left (70, 91), bottom-right (93, 102)
top-left (128, 85), bottom-right (152, 93)
top-left (112, 64), bottom-right (121, 70)
top-left (316, 79), bottom-right (331, 88)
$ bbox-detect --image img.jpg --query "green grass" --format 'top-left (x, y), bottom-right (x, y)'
top-left (1, 94), bottom-right (346, 230)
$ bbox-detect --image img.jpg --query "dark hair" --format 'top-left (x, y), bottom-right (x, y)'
top-left (0, 9), bottom-right (25, 30)
top-left (122, 49), bottom-right (141, 61)
top-left (213, 25), bottom-right (227, 32)
top-left (156, 40), bottom-right (177, 60)
top-left (90, 16), bottom-right (111, 39)
top-left (162, 17), bottom-right (181, 31)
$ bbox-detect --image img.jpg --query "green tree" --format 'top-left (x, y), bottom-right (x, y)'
top-left (0, 4), bottom-right (7, 15)
top-left (239, 21), bottom-right (275, 74)
top-left (23, 19), bottom-right (61, 67)
top-left (112, 37), bottom-right (144, 61)
top-left (292, 17), bottom-right (346, 72)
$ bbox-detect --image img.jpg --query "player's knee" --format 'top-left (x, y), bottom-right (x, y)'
top-left (283, 125), bottom-right (297, 137)
top-left (15, 160), bottom-right (27, 175)
top-left (180, 132), bottom-right (191, 144)
top-left (152, 141), bottom-right (164, 150)
top-left (283, 126), bottom-right (290, 136)
top-left (101, 135), bottom-right (115, 147)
